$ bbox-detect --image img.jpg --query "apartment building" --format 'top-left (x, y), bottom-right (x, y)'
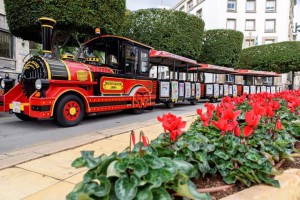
top-left (172, 0), bottom-right (298, 88)
top-left (173, 0), bottom-right (296, 48)
top-left (0, 0), bottom-right (30, 80)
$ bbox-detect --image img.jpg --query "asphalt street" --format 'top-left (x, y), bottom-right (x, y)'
top-left (0, 101), bottom-right (209, 154)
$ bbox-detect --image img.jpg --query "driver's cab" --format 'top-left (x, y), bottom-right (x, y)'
top-left (81, 35), bottom-right (152, 76)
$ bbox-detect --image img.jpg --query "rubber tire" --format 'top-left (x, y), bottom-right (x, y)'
top-left (210, 98), bottom-right (217, 103)
top-left (15, 113), bottom-right (37, 121)
top-left (131, 108), bottom-right (143, 114)
top-left (54, 94), bottom-right (84, 127)
top-left (165, 101), bottom-right (175, 109)
top-left (190, 100), bottom-right (197, 105)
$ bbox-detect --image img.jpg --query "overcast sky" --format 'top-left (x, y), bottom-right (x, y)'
top-left (126, 0), bottom-right (177, 10)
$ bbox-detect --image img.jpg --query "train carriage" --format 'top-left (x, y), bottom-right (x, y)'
top-left (189, 64), bottom-right (237, 102)
top-left (234, 69), bottom-right (281, 96)
top-left (149, 50), bottom-right (201, 108)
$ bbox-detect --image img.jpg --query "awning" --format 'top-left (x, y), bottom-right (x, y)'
top-left (235, 69), bottom-right (280, 77)
top-left (150, 50), bottom-right (199, 68)
top-left (189, 64), bottom-right (236, 74)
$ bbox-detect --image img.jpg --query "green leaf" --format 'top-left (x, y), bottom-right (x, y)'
top-left (142, 155), bottom-right (164, 169)
top-left (83, 170), bottom-right (96, 183)
top-left (223, 172), bottom-right (237, 184)
top-left (187, 141), bottom-right (200, 152)
top-left (206, 144), bottom-right (215, 152)
top-left (176, 180), bottom-right (211, 200)
top-left (173, 159), bottom-right (195, 177)
top-left (151, 187), bottom-right (172, 200)
top-left (72, 157), bottom-right (86, 168)
top-left (194, 152), bottom-right (207, 163)
top-left (198, 161), bottom-right (210, 177)
top-left (257, 172), bottom-right (280, 188)
top-left (130, 158), bottom-right (149, 177)
top-left (135, 186), bottom-right (153, 200)
top-left (115, 175), bottom-right (139, 200)
top-left (115, 157), bottom-right (132, 173)
top-left (160, 157), bottom-right (177, 174)
top-left (81, 151), bottom-right (101, 169)
top-left (214, 149), bottom-right (230, 160)
top-left (106, 160), bottom-right (121, 178)
top-left (94, 176), bottom-right (111, 197)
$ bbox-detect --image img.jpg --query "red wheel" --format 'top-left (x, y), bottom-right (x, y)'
top-left (54, 94), bottom-right (84, 127)
top-left (63, 101), bottom-right (81, 121)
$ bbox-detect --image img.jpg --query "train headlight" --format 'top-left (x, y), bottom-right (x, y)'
top-left (34, 79), bottom-right (49, 92)
top-left (0, 79), bottom-right (5, 89)
top-left (35, 79), bottom-right (42, 90)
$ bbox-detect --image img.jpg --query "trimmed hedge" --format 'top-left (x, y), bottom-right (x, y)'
top-left (238, 41), bottom-right (300, 73)
top-left (199, 29), bottom-right (244, 67)
top-left (4, 0), bottom-right (125, 43)
top-left (118, 9), bottom-right (205, 61)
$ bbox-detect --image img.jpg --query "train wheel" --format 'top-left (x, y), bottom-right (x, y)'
top-left (165, 101), bottom-right (175, 109)
top-left (15, 113), bottom-right (37, 121)
top-left (210, 98), bottom-right (217, 103)
top-left (54, 95), bottom-right (84, 127)
top-left (190, 100), bottom-right (197, 105)
top-left (131, 108), bottom-right (143, 114)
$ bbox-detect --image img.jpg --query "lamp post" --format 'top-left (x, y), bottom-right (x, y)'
top-left (291, 23), bottom-right (300, 90)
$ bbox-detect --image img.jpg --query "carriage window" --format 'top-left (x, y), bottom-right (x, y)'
top-left (140, 50), bottom-right (149, 73)
top-left (125, 46), bottom-right (138, 74)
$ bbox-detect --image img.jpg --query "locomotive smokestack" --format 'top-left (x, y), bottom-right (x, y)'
top-left (38, 17), bottom-right (56, 57)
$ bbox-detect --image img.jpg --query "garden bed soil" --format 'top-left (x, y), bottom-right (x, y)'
top-left (195, 142), bottom-right (300, 200)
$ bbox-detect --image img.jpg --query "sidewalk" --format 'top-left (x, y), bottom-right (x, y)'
top-left (0, 113), bottom-right (198, 200)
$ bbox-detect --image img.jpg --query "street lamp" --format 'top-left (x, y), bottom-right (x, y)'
top-left (294, 23), bottom-right (300, 33)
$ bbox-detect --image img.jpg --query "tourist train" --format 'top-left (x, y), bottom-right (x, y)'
top-left (0, 18), bottom-right (281, 127)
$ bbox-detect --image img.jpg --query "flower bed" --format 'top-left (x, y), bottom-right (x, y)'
top-left (67, 90), bottom-right (300, 200)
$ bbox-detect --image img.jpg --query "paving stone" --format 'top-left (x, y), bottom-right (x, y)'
top-left (23, 181), bottom-right (74, 200)
top-left (0, 152), bottom-right (42, 170)
top-left (0, 168), bottom-right (58, 200)
top-left (17, 150), bottom-right (86, 180)
top-left (64, 170), bottom-right (88, 184)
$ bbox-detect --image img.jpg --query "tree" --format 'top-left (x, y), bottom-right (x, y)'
top-left (239, 41), bottom-right (300, 89)
top-left (199, 29), bottom-right (244, 67)
top-left (4, 0), bottom-right (126, 56)
top-left (118, 9), bottom-right (205, 61)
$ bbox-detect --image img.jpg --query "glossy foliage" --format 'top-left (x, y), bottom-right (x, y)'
top-left (4, 0), bottom-right (125, 43)
top-left (118, 9), bottom-right (205, 61)
top-left (238, 41), bottom-right (300, 73)
top-left (199, 29), bottom-right (244, 67)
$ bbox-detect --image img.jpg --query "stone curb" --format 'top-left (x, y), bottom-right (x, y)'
top-left (0, 111), bottom-right (197, 170)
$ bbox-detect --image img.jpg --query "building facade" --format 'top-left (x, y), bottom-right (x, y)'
top-left (0, 0), bottom-right (30, 80)
top-left (173, 0), bottom-right (296, 48)
top-left (172, 0), bottom-right (298, 88)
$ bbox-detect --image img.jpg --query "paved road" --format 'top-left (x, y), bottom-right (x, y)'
top-left (0, 101), bottom-right (210, 154)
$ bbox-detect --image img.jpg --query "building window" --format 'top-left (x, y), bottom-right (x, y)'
top-left (263, 77), bottom-right (273, 85)
top-left (196, 9), bottom-right (202, 18)
top-left (179, 5), bottom-right (185, 12)
top-left (244, 39), bottom-right (255, 48)
top-left (226, 74), bottom-right (234, 82)
top-left (0, 31), bottom-right (13, 59)
top-left (187, 0), bottom-right (193, 11)
top-left (246, 0), bottom-right (256, 12)
top-left (265, 19), bottom-right (276, 33)
top-left (245, 19), bottom-right (255, 31)
top-left (227, 0), bottom-right (237, 11)
top-left (226, 19), bottom-right (236, 30)
top-left (266, 0), bottom-right (276, 12)
top-left (264, 39), bottom-right (275, 44)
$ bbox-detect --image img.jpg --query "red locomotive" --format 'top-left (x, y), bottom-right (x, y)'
top-left (0, 17), bottom-right (156, 127)
top-left (0, 17), bottom-right (282, 127)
